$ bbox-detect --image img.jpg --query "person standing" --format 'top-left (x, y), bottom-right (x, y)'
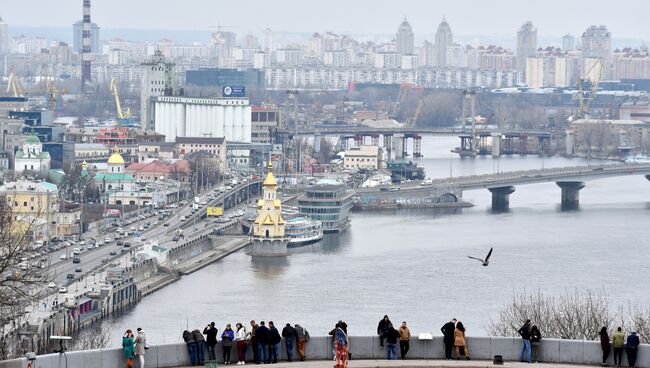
top-left (385, 323), bottom-right (400, 360)
top-left (255, 321), bottom-right (269, 364)
top-left (599, 327), bottom-right (610, 367)
top-left (192, 329), bottom-right (206, 365)
top-left (294, 324), bottom-right (308, 362)
top-left (440, 318), bottom-right (457, 360)
top-left (249, 320), bottom-right (259, 364)
top-left (183, 330), bottom-right (198, 366)
top-left (625, 331), bottom-right (640, 368)
top-left (268, 321), bottom-right (281, 364)
top-left (235, 323), bottom-right (248, 366)
top-left (203, 322), bottom-right (218, 362)
top-left (530, 325), bottom-right (542, 363)
top-left (134, 327), bottom-right (147, 368)
top-left (376, 315), bottom-right (391, 348)
top-left (454, 321), bottom-right (469, 360)
top-left (122, 330), bottom-right (135, 368)
top-left (518, 319), bottom-right (532, 363)
top-left (612, 327), bottom-right (625, 367)
top-left (398, 321), bottom-right (411, 360)
top-left (281, 323), bottom-right (296, 362)
top-left (222, 324), bottom-right (235, 365)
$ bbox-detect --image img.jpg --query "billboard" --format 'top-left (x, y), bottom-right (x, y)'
top-left (222, 86), bottom-right (246, 97)
top-left (206, 207), bottom-right (223, 216)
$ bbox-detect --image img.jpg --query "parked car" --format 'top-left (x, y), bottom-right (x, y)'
top-left (101, 257), bottom-right (109, 263)
top-left (58, 286), bottom-right (68, 293)
top-left (47, 282), bottom-right (57, 289)
top-left (72, 257), bottom-right (81, 264)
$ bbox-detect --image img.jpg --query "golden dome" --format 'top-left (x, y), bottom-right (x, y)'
top-left (107, 146), bottom-right (125, 165)
top-left (263, 160), bottom-right (277, 187)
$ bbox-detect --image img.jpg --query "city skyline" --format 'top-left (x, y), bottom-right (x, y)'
top-left (1, 0), bottom-right (649, 42)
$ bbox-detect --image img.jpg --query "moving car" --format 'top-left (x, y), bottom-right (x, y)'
top-left (58, 286), bottom-right (67, 293)
top-left (66, 273), bottom-right (75, 280)
top-left (75, 268), bottom-right (82, 273)
top-left (47, 282), bottom-right (57, 288)
top-left (72, 257), bottom-right (81, 264)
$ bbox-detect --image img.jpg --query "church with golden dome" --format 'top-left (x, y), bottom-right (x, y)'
top-left (91, 146), bottom-right (136, 195)
top-left (250, 161), bottom-right (288, 256)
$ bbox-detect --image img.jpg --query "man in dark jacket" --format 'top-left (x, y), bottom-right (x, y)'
top-left (440, 318), bottom-right (456, 360)
top-left (385, 324), bottom-right (401, 360)
top-left (377, 315), bottom-right (391, 348)
top-left (183, 330), bottom-right (198, 366)
top-left (282, 323), bottom-right (296, 362)
top-left (191, 329), bottom-right (206, 365)
top-left (626, 331), bottom-right (640, 368)
top-left (250, 320), bottom-right (259, 363)
top-left (294, 324), bottom-right (307, 361)
top-left (255, 321), bottom-right (270, 364)
top-left (203, 322), bottom-right (218, 361)
top-left (518, 319), bottom-right (532, 363)
top-left (268, 321), bottom-right (281, 363)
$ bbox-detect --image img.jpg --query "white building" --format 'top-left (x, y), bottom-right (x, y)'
top-left (140, 51), bottom-right (176, 131)
top-left (344, 145), bottom-right (381, 170)
top-left (153, 96), bottom-right (251, 143)
top-left (0, 17), bottom-right (8, 55)
top-left (14, 135), bottom-right (50, 174)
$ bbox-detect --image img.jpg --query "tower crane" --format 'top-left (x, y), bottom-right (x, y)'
top-left (574, 58), bottom-right (603, 120)
top-left (47, 79), bottom-right (68, 112)
top-left (6, 72), bottom-right (25, 97)
top-left (110, 78), bottom-right (132, 120)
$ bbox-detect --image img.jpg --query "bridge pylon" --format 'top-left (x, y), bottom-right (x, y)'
top-left (488, 186), bottom-right (515, 212)
top-left (556, 181), bottom-right (585, 210)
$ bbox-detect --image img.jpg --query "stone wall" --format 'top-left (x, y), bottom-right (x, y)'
top-left (2, 336), bottom-right (649, 368)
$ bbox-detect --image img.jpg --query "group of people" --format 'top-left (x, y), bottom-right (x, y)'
top-left (517, 319), bottom-right (543, 363)
top-left (121, 328), bottom-right (148, 368)
top-left (376, 315), bottom-right (412, 360)
top-left (599, 326), bottom-right (641, 368)
top-left (180, 320), bottom-right (310, 365)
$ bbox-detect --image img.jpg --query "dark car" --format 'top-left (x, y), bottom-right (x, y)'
top-left (66, 273), bottom-right (75, 279)
top-left (72, 257), bottom-right (81, 264)
top-left (172, 236), bottom-right (179, 242)
top-left (117, 241), bottom-right (123, 246)
top-left (74, 268), bottom-right (82, 273)
top-left (123, 243), bottom-right (131, 248)
top-left (109, 251), bottom-right (117, 256)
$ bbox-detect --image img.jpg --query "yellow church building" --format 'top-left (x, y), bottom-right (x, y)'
top-left (250, 162), bottom-right (288, 256)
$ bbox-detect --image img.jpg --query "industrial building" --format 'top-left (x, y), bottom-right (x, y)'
top-left (152, 96), bottom-right (251, 143)
top-left (185, 68), bottom-right (264, 88)
top-left (140, 51), bottom-right (177, 131)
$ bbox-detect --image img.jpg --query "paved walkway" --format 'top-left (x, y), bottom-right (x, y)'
top-left (178, 360), bottom-right (602, 368)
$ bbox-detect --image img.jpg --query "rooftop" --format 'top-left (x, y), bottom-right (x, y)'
top-left (176, 136), bottom-right (225, 145)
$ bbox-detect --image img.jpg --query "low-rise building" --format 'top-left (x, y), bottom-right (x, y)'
top-left (175, 136), bottom-right (227, 172)
top-left (0, 179), bottom-right (59, 240)
top-left (126, 160), bottom-right (191, 183)
top-left (343, 145), bottom-right (381, 170)
top-left (298, 181), bottom-right (352, 233)
top-left (74, 143), bottom-right (110, 159)
top-left (137, 142), bottom-right (176, 163)
top-left (14, 134), bottom-right (51, 174)
top-left (570, 118), bottom-right (650, 154)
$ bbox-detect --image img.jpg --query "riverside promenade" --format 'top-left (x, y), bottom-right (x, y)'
top-left (2, 336), bottom-right (648, 368)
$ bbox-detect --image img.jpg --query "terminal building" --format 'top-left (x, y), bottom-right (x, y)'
top-left (298, 182), bottom-right (352, 233)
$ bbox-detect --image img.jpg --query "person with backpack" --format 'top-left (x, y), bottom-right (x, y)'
top-left (518, 319), bottom-right (532, 363)
top-left (294, 324), bottom-right (308, 362)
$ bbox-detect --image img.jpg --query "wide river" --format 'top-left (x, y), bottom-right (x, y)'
top-left (105, 136), bottom-right (650, 345)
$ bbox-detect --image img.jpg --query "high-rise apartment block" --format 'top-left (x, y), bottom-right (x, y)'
top-left (562, 34), bottom-right (575, 51)
top-left (0, 17), bottom-right (8, 55)
top-left (435, 18), bottom-right (453, 67)
top-left (581, 25), bottom-right (612, 79)
top-left (517, 21), bottom-right (538, 79)
top-left (396, 18), bottom-right (414, 55)
top-left (72, 20), bottom-right (100, 53)
top-left (140, 51), bottom-right (176, 130)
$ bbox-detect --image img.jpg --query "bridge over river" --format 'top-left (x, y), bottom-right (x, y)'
top-left (353, 163), bottom-right (650, 211)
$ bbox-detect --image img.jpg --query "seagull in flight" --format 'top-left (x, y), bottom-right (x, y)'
top-left (468, 247), bottom-right (493, 266)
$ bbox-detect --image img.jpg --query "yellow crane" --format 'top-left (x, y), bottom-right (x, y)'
top-left (110, 78), bottom-right (131, 119)
top-left (575, 58), bottom-right (603, 120)
top-left (6, 72), bottom-right (25, 97)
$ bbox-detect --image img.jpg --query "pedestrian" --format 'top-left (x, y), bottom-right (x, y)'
top-left (376, 315), bottom-right (391, 348)
top-left (454, 321), bottom-right (470, 360)
top-left (281, 323), bottom-right (296, 362)
top-left (294, 324), bottom-right (308, 362)
top-left (599, 326), bottom-right (610, 367)
top-left (625, 331), bottom-right (640, 368)
top-left (398, 321), bottom-right (411, 359)
top-left (385, 323), bottom-right (400, 360)
top-left (440, 318), bottom-right (457, 360)
top-left (192, 329), bottom-right (206, 365)
top-left (222, 324), bottom-right (235, 365)
top-left (203, 322), bottom-right (218, 362)
top-left (249, 320), bottom-right (259, 364)
top-left (268, 321), bottom-right (281, 364)
top-left (612, 327), bottom-right (625, 368)
top-left (235, 323), bottom-right (248, 366)
top-left (183, 330), bottom-right (198, 366)
top-left (122, 329), bottom-right (135, 368)
top-left (530, 325), bottom-right (542, 363)
top-left (255, 321), bottom-right (269, 364)
top-left (333, 323), bottom-right (349, 368)
top-left (134, 327), bottom-right (147, 368)
top-left (518, 319), bottom-right (532, 363)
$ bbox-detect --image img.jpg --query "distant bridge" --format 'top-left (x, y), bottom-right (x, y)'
top-left (296, 126), bottom-right (555, 137)
top-left (353, 163), bottom-right (650, 211)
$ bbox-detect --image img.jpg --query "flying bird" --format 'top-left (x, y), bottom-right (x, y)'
top-left (468, 247), bottom-right (493, 266)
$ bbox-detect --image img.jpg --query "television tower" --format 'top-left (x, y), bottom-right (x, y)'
top-left (81, 0), bottom-right (92, 90)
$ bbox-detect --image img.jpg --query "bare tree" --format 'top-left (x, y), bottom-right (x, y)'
top-left (70, 325), bottom-right (111, 351)
top-left (0, 199), bottom-right (49, 359)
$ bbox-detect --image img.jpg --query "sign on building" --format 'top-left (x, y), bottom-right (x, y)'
top-left (206, 207), bottom-right (223, 216)
top-left (222, 86), bottom-right (246, 97)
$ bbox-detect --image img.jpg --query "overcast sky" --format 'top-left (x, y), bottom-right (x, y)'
top-left (2, 0), bottom-right (649, 40)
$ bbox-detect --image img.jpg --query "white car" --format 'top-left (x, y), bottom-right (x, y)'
top-left (59, 254), bottom-right (67, 260)
top-left (58, 286), bottom-right (68, 293)
top-left (180, 216), bottom-right (186, 221)
top-left (104, 237), bottom-right (112, 243)
top-left (138, 226), bottom-right (144, 231)
top-left (47, 282), bottom-right (57, 289)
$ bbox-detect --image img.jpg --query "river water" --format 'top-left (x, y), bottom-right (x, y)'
top-left (105, 136), bottom-right (650, 345)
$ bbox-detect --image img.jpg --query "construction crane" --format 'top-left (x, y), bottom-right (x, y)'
top-left (6, 72), bottom-right (25, 97)
top-left (110, 78), bottom-right (131, 120)
top-left (574, 58), bottom-right (603, 120)
top-left (47, 79), bottom-right (68, 112)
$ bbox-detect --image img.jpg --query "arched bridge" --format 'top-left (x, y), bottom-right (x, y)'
top-left (354, 163), bottom-right (650, 211)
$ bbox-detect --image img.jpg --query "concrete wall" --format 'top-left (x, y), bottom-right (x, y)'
top-left (2, 336), bottom-right (649, 368)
